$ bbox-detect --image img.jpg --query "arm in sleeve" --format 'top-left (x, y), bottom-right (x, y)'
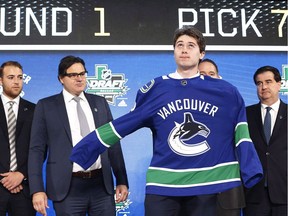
top-left (70, 105), bottom-right (146, 170)
top-left (28, 100), bottom-right (48, 195)
top-left (71, 80), bottom-right (156, 170)
top-left (234, 92), bottom-right (263, 188)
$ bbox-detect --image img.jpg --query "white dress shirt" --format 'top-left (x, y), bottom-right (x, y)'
top-left (1, 94), bottom-right (20, 122)
top-left (62, 89), bottom-right (101, 172)
top-left (261, 99), bottom-right (280, 135)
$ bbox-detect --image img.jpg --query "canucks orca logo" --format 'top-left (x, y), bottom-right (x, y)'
top-left (168, 112), bottom-right (210, 156)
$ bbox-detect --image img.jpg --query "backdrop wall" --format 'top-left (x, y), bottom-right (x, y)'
top-left (0, 1), bottom-right (287, 215)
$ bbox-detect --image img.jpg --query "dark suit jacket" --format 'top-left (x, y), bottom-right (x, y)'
top-left (0, 97), bottom-right (35, 197)
top-left (28, 92), bottom-right (128, 201)
top-left (245, 100), bottom-right (287, 204)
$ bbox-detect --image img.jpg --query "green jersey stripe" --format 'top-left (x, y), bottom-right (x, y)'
top-left (97, 123), bottom-right (121, 146)
top-left (146, 163), bottom-right (240, 186)
top-left (235, 122), bottom-right (251, 146)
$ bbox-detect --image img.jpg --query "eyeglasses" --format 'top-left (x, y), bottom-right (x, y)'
top-left (63, 71), bottom-right (88, 79)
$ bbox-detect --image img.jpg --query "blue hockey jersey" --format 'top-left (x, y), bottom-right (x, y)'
top-left (71, 75), bottom-right (263, 196)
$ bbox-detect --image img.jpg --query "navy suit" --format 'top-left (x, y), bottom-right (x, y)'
top-left (0, 97), bottom-right (35, 215)
top-left (245, 100), bottom-right (287, 214)
top-left (28, 92), bottom-right (128, 203)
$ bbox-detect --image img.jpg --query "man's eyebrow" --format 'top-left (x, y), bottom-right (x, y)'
top-left (176, 40), bottom-right (184, 44)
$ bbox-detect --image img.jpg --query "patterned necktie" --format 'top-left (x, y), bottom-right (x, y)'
top-left (73, 97), bottom-right (90, 137)
top-left (264, 107), bottom-right (272, 144)
top-left (8, 101), bottom-right (17, 171)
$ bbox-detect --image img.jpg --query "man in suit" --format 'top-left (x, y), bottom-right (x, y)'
top-left (245, 65), bottom-right (287, 216)
top-left (0, 61), bottom-right (36, 215)
top-left (28, 55), bottom-right (129, 216)
top-left (199, 58), bottom-right (245, 216)
top-left (199, 58), bottom-right (221, 78)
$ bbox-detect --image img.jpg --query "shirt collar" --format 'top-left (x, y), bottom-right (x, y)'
top-left (169, 70), bottom-right (200, 79)
top-left (261, 99), bottom-right (280, 111)
top-left (1, 93), bottom-right (20, 106)
top-left (62, 89), bottom-right (87, 103)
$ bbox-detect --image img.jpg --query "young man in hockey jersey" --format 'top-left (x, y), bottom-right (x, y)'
top-left (70, 26), bottom-right (263, 216)
top-left (199, 59), bottom-right (246, 216)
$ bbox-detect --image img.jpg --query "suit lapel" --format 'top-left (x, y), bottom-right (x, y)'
top-left (0, 98), bottom-right (9, 140)
top-left (254, 103), bottom-right (267, 143)
top-left (15, 98), bottom-right (27, 139)
top-left (270, 101), bottom-right (287, 143)
top-left (56, 93), bottom-right (73, 143)
top-left (85, 94), bottom-right (110, 171)
top-left (85, 94), bottom-right (100, 128)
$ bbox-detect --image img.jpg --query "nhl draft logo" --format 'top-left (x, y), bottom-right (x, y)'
top-left (168, 112), bottom-right (210, 156)
top-left (280, 64), bottom-right (288, 95)
top-left (115, 191), bottom-right (132, 216)
top-left (86, 64), bottom-right (129, 105)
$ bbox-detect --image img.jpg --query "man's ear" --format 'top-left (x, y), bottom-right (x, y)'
top-left (58, 76), bottom-right (64, 84)
top-left (200, 51), bottom-right (205, 60)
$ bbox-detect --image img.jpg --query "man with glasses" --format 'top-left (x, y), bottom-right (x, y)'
top-left (28, 55), bottom-right (129, 216)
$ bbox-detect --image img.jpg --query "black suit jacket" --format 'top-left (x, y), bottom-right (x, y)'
top-left (246, 100), bottom-right (287, 204)
top-left (28, 92), bottom-right (128, 201)
top-left (0, 97), bottom-right (35, 197)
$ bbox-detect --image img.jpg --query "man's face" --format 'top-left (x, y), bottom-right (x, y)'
top-left (255, 71), bottom-right (281, 104)
top-left (0, 65), bottom-right (23, 99)
top-left (59, 63), bottom-right (87, 96)
top-left (199, 61), bottom-right (219, 78)
top-left (174, 35), bottom-right (205, 71)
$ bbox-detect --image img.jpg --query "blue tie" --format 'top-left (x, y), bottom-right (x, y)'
top-left (264, 107), bottom-right (272, 144)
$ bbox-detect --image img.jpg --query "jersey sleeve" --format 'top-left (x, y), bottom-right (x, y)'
top-left (234, 90), bottom-right (263, 188)
top-left (70, 79), bottom-right (156, 170)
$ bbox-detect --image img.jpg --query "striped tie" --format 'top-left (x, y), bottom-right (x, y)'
top-left (8, 101), bottom-right (17, 171)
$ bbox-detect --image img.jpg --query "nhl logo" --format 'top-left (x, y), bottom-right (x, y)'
top-left (101, 69), bottom-right (112, 80)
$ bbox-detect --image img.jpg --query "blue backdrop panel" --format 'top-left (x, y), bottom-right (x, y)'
top-left (0, 51), bottom-right (287, 215)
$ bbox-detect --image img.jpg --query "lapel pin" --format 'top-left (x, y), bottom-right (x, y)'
top-left (94, 108), bottom-right (98, 112)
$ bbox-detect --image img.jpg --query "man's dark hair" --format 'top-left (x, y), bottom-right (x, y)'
top-left (253, 66), bottom-right (281, 84)
top-left (200, 58), bottom-right (219, 74)
top-left (173, 26), bottom-right (206, 53)
top-left (0, 61), bottom-right (23, 77)
top-left (58, 55), bottom-right (86, 77)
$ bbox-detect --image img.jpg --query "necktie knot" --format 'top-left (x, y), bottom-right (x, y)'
top-left (266, 107), bottom-right (272, 112)
top-left (8, 101), bottom-right (15, 107)
top-left (73, 96), bottom-right (81, 103)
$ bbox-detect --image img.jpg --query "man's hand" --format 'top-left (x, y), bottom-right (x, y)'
top-left (10, 184), bottom-right (23, 193)
top-left (0, 171), bottom-right (24, 193)
top-left (115, 185), bottom-right (129, 203)
top-left (32, 192), bottom-right (49, 216)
